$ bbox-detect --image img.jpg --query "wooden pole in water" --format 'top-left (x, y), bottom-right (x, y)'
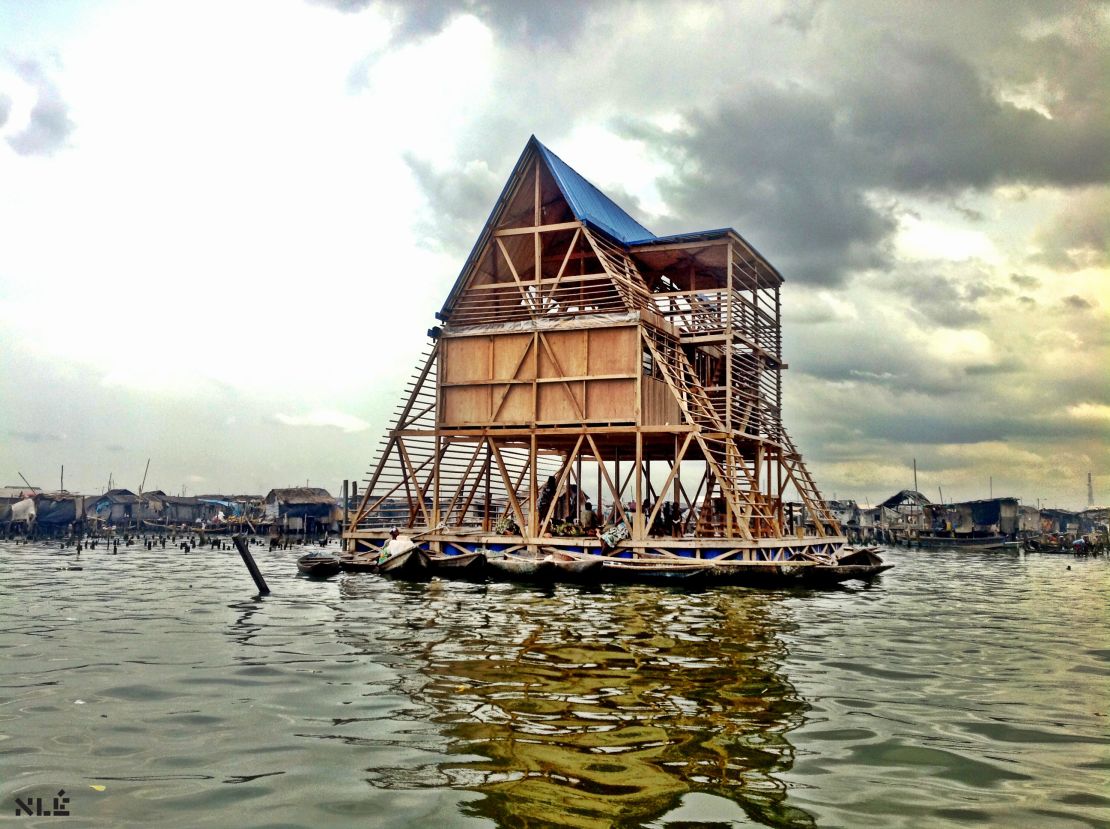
top-left (233, 535), bottom-right (270, 595)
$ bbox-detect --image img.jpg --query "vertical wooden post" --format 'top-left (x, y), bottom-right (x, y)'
top-left (432, 435), bottom-right (442, 529)
top-left (634, 430), bottom-right (643, 539)
top-left (342, 479), bottom-right (349, 535)
top-left (484, 440), bottom-right (492, 532)
top-left (233, 535), bottom-right (270, 596)
top-left (576, 443), bottom-right (583, 518)
top-left (673, 434), bottom-right (680, 537)
top-left (528, 432), bottom-right (538, 540)
top-left (613, 449), bottom-right (620, 524)
top-left (725, 242), bottom-right (733, 433)
top-left (596, 445), bottom-right (602, 524)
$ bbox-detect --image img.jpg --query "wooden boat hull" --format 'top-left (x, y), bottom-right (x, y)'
top-left (711, 561), bottom-right (809, 585)
top-left (427, 550), bottom-right (486, 578)
top-left (378, 546), bottom-right (432, 579)
top-left (338, 556), bottom-right (380, 573)
top-left (914, 535), bottom-right (1012, 549)
top-left (601, 559), bottom-right (716, 584)
top-left (297, 555), bottom-right (341, 579)
top-left (801, 563), bottom-right (894, 584)
top-left (486, 554), bottom-right (558, 581)
top-left (486, 550), bottom-right (605, 582)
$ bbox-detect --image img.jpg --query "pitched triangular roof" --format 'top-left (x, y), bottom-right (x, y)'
top-left (533, 140), bottom-right (655, 245)
top-left (441, 136), bottom-right (656, 316)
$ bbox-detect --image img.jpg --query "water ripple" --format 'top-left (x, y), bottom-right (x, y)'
top-left (1, 541), bottom-right (1107, 827)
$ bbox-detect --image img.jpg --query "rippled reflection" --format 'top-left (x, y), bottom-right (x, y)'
top-left (337, 578), bottom-right (816, 828)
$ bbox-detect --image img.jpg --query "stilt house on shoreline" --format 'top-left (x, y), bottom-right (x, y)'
top-left (345, 137), bottom-right (844, 560)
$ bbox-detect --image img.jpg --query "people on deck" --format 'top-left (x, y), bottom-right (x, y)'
top-left (580, 500), bottom-right (598, 532)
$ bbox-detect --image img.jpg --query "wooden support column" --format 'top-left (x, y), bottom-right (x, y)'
top-left (432, 435), bottom-right (442, 527)
top-left (528, 432), bottom-right (538, 539)
top-left (484, 442), bottom-right (492, 531)
top-left (726, 242), bottom-right (734, 433)
top-left (634, 430), bottom-right (643, 539)
top-left (613, 449), bottom-right (620, 523)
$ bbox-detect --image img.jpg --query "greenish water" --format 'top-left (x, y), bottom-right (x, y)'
top-left (1, 541), bottom-right (1107, 828)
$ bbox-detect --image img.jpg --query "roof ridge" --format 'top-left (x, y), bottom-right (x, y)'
top-left (531, 138), bottom-right (655, 245)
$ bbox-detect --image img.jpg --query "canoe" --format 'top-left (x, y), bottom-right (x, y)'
top-left (377, 546), bottom-right (432, 579)
top-left (711, 560), bottom-right (809, 585)
top-left (835, 547), bottom-right (885, 566)
top-left (800, 562), bottom-right (894, 584)
top-left (485, 549), bottom-right (603, 582)
top-left (426, 550), bottom-right (486, 578)
top-left (338, 555), bottom-right (380, 573)
top-left (486, 551), bottom-right (557, 581)
top-left (798, 546), bottom-right (892, 584)
top-left (543, 549), bottom-right (604, 580)
top-left (600, 557), bottom-right (716, 584)
top-left (297, 553), bottom-right (341, 578)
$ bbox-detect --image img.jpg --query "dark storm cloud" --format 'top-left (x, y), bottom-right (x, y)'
top-left (1033, 187), bottom-right (1110, 269)
top-left (624, 96), bottom-right (898, 287)
top-left (618, 5), bottom-right (1110, 286)
top-left (311, 0), bottom-right (597, 45)
top-left (4, 58), bottom-right (75, 156)
top-left (1063, 294), bottom-right (1093, 310)
top-left (404, 153), bottom-right (501, 253)
top-left (1010, 273), bottom-right (1039, 289)
top-left (888, 261), bottom-right (1014, 329)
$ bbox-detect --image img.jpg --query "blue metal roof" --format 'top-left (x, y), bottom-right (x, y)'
top-left (631, 228), bottom-right (734, 246)
top-left (533, 139), bottom-right (656, 245)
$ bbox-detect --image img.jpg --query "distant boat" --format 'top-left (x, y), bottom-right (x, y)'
top-left (914, 534), bottom-right (1015, 550)
top-left (297, 553), bottom-right (341, 579)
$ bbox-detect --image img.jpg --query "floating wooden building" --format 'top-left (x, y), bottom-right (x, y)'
top-left (346, 137), bottom-right (843, 562)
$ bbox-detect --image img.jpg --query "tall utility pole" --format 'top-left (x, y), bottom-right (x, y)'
top-left (913, 458), bottom-right (918, 493)
top-left (1089, 472), bottom-right (1095, 507)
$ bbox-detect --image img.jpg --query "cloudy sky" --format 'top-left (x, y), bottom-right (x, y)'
top-left (1, 0), bottom-right (1107, 509)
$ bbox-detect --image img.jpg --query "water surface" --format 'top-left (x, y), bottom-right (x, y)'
top-left (1, 541), bottom-right (1107, 828)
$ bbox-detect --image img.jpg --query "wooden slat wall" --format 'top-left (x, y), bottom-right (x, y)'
top-left (440, 326), bottom-right (641, 426)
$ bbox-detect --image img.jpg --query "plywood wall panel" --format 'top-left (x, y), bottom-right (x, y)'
top-left (588, 327), bottom-right (636, 374)
top-left (493, 334), bottom-right (534, 380)
top-left (443, 337), bottom-right (490, 383)
top-left (443, 385), bottom-right (491, 424)
top-left (537, 381), bottom-right (585, 423)
top-left (641, 377), bottom-right (682, 425)
top-left (492, 384), bottom-right (532, 424)
top-left (585, 378), bottom-right (636, 421)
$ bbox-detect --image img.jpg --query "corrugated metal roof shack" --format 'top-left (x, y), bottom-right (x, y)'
top-left (85, 489), bottom-right (142, 525)
top-left (33, 492), bottom-right (85, 526)
top-left (263, 488), bottom-right (338, 533)
top-left (142, 491), bottom-right (204, 525)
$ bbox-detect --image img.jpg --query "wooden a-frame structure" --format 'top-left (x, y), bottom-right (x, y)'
top-left (346, 137), bottom-right (844, 561)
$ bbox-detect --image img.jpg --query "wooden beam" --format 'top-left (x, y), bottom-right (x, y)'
top-left (586, 433), bottom-right (630, 529)
top-left (493, 220), bottom-right (581, 237)
top-left (537, 332), bottom-right (586, 420)
top-left (644, 433), bottom-right (693, 534)
top-left (396, 438), bottom-right (431, 526)
top-left (538, 434), bottom-right (585, 537)
top-left (489, 440), bottom-right (527, 533)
